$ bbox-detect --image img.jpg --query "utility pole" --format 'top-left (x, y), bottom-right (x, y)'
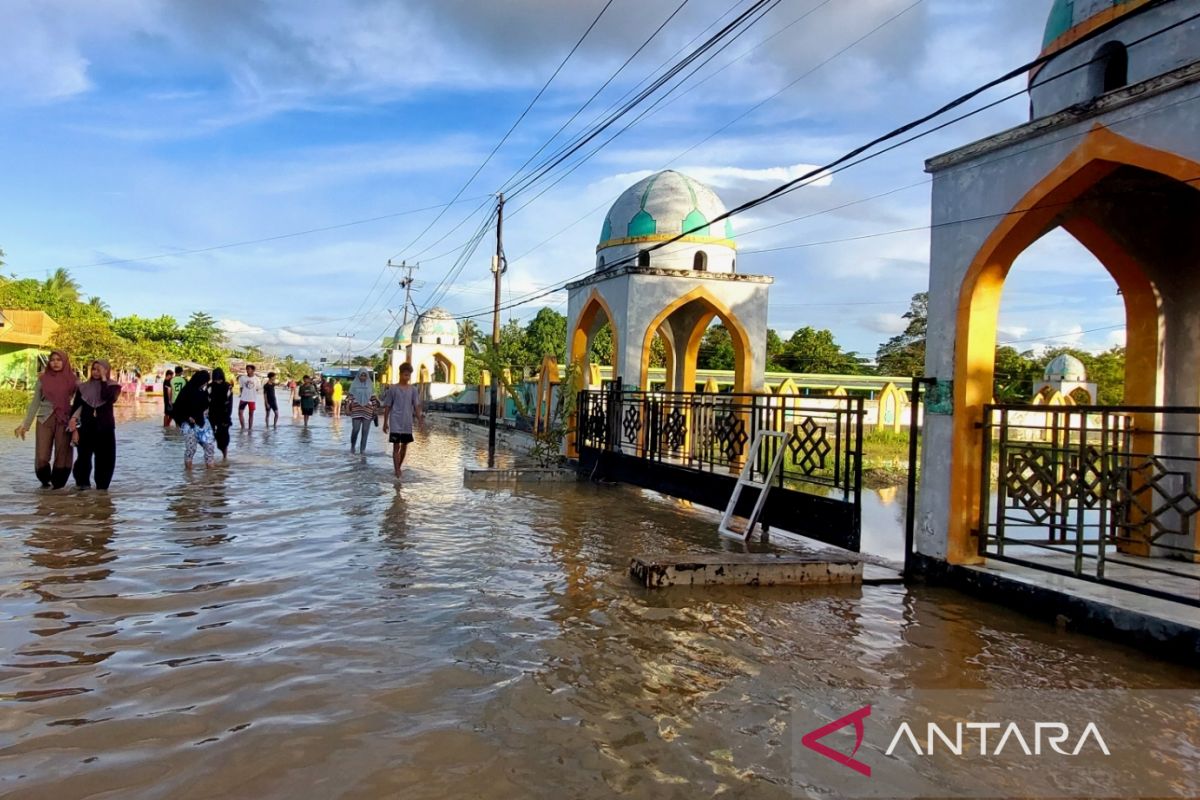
top-left (387, 259), bottom-right (420, 326)
top-left (488, 193), bottom-right (505, 468)
top-left (337, 333), bottom-right (354, 363)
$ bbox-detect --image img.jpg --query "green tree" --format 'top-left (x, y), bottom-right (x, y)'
top-left (697, 324), bottom-right (735, 370)
top-left (523, 307), bottom-right (567, 369)
top-left (590, 323), bottom-right (614, 365)
top-left (765, 328), bottom-right (784, 371)
top-left (42, 268), bottom-right (81, 305)
top-left (778, 326), bottom-right (864, 374)
top-left (876, 292), bottom-right (927, 376)
top-left (993, 345), bottom-right (1040, 402)
top-left (497, 319), bottom-right (529, 377)
top-left (113, 314), bottom-right (182, 343)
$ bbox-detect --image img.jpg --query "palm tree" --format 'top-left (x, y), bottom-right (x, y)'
top-left (459, 319), bottom-right (484, 353)
top-left (88, 296), bottom-right (110, 315)
top-left (43, 268), bottom-right (81, 303)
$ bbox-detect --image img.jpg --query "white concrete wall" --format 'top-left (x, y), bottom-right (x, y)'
top-left (597, 240), bottom-right (736, 273)
top-left (918, 75), bottom-right (1200, 562)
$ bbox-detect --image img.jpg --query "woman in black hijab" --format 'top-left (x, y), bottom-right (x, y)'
top-left (208, 368), bottom-right (234, 460)
top-left (172, 370), bottom-right (215, 468)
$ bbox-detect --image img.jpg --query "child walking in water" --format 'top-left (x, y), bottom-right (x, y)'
top-left (381, 363), bottom-right (422, 479)
top-left (263, 372), bottom-right (280, 429)
top-left (14, 349), bottom-right (77, 489)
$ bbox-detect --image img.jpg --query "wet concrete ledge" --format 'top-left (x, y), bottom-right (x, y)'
top-left (463, 467), bottom-right (579, 485)
top-left (913, 554), bottom-right (1200, 664)
top-left (631, 552), bottom-right (863, 589)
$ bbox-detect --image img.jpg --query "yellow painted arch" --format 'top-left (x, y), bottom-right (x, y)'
top-left (945, 125), bottom-right (1195, 563)
top-left (637, 286), bottom-right (754, 393)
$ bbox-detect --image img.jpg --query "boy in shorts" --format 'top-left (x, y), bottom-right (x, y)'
top-left (238, 364), bottom-right (260, 430)
top-left (381, 362), bottom-right (423, 480)
top-left (263, 371), bottom-right (280, 429)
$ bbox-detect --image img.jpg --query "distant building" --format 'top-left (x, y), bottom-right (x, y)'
top-left (0, 309), bottom-right (58, 388)
top-left (388, 307), bottom-right (465, 394)
top-left (1033, 353), bottom-right (1097, 404)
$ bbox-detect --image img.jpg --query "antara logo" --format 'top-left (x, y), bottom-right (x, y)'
top-left (801, 706), bottom-right (1110, 776)
top-left (801, 706), bottom-right (873, 777)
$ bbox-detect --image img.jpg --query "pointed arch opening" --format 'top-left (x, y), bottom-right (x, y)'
top-left (944, 127), bottom-right (1200, 563)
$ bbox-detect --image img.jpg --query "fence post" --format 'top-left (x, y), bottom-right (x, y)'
top-left (904, 377), bottom-right (931, 577)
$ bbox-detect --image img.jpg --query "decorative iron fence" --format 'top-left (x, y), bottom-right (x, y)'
top-left (577, 387), bottom-right (865, 502)
top-left (980, 404), bottom-right (1200, 607)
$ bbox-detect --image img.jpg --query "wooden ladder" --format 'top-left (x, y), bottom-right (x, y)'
top-left (718, 430), bottom-right (787, 542)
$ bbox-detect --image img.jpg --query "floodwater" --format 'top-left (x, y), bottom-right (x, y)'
top-left (1, 401), bottom-right (1198, 799)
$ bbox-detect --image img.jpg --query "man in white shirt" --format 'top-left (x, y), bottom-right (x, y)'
top-left (238, 364), bottom-right (261, 431)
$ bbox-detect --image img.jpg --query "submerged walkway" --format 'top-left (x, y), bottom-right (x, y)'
top-left (1, 405), bottom-right (1199, 799)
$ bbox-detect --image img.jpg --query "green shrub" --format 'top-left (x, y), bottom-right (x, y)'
top-left (0, 387), bottom-right (32, 415)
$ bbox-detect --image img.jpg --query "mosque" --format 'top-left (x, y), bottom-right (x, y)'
top-left (915, 0), bottom-right (1200, 581)
top-left (388, 307), bottom-right (465, 392)
top-left (565, 169), bottom-right (771, 398)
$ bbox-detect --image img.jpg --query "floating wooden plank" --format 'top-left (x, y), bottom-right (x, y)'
top-left (629, 552), bottom-right (862, 589)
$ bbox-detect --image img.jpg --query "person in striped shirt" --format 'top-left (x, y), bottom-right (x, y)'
top-left (347, 368), bottom-right (380, 455)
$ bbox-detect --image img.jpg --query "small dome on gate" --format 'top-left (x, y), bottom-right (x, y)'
top-left (413, 307), bottom-right (459, 345)
top-left (1044, 353), bottom-right (1088, 382)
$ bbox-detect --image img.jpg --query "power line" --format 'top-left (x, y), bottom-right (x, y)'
top-left (51, 194), bottom-right (492, 272)
top-left (386, 0), bottom-right (617, 264)
top-left (447, 4), bottom-right (1192, 324)
top-left (503, 0), bottom-right (781, 201)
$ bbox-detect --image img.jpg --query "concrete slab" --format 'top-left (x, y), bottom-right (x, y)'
top-left (862, 564), bottom-right (905, 585)
top-left (915, 554), bottom-right (1200, 662)
top-left (463, 467), bottom-right (578, 485)
top-left (630, 552), bottom-right (862, 589)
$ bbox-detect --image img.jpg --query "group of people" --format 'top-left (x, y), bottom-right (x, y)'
top-left (289, 375), bottom-right (345, 421)
top-left (13, 350), bottom-right (123, 491)
top-left (14, 357), bottom-right (426, 488)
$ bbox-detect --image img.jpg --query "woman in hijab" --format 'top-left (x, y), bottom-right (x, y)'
top-left (207, 368), bottom-right (234, 460)
top-left (171, 370), bottom-right (216, 468)
top-left (14, 349), bottom-right (77, 488)
top-left (69, 358), bottom-right (122, 490)
top-left (347, 368), bottom-right (379, 455)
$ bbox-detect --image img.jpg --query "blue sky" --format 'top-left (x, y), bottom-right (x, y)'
top-left (0, 0), bottom-right (1124, 361)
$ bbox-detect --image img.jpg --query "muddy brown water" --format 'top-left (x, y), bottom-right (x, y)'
top-left (1, 403), bottom-right (1197, 799)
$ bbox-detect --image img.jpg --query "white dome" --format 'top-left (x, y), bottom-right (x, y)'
top-left (392, 320), bottom-right (415, 348)
top-left (1044, 353), bottom-right (1088, 382)
top-left (596, 170), bottom-right (737, 273)
top-left (413, 307), bottom-right (459, 345)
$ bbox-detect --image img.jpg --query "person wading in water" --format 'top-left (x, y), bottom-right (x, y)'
top-left (173, 370), bottom-right (216, 469)
top-left (69, 359), bottom-right (122, 490)
top-left (14, 349), bottom-right (77, 489)
top-left (208, 368), bottom-right (234, 460)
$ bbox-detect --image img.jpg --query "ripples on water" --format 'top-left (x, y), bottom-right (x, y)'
top-left (1, 403), bottom-right (1198, 799)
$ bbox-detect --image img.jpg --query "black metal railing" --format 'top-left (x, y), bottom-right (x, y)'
top-left (980, 404), bottom-right (1200, 607)
top-left (578, 385), bottom-right (865, 502)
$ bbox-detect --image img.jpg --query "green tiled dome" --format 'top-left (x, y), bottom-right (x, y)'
top-left (1044, 0), bottom-right (1138, 48)
top-left (597, 170), bottom-right (735, 250)
top-left (413, 307), bottom-right (459, 344)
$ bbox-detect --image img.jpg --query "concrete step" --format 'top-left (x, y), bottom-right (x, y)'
top-left (630, 552), bottom-right (862, 589)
